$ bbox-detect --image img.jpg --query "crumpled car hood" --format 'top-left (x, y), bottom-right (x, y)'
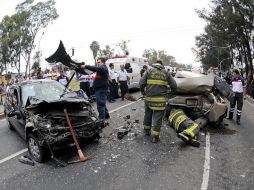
top-left (25, 90), bottom-right (89, 111)
top-left (174, 72), bottom-right (214, 94)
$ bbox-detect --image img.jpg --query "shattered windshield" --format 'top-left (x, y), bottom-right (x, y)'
top-left (21, 81), bottom-right (68, 105)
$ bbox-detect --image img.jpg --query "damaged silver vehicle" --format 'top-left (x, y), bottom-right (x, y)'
top-left (4, 80), bottom-right (102, 162)
top-left (166, 71), bottom-right (235, 146)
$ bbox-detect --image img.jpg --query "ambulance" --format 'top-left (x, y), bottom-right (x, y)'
top-left (106, 56), bottom-right (149, 89)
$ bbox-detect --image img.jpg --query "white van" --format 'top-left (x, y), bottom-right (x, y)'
top-left (106, 56), bottom-right (149, 89)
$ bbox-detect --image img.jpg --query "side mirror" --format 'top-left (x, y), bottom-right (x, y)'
top-left (8, 110), bottom-right (22, 119)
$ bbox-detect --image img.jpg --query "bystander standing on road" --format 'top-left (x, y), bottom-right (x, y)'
top-left (51, 69), bottom-right (58, 80)
top-left (65, 68), bottom-right (72, 79)
top-left (81, 57), bottom-right (110, 124)
top-left (227, 69), bottom-right (246, 125)
top-left (57, 70), bottom-right (69, 86)
top-left (140, 60), bottom-right (177, 143)
top-left (0, 82), bottom-right (6, 105)
top-left (43, 70), bottom-right (51, 79)
top-left (6, 79), bottom-right (13, 92)
top-left (37, 71), bottom-right (44, 79)
top-left (117, 64), bottom-right (130, 101)
top-left (108, 63), bottom-right (117, 103)
top-left (78, 69), bottom-right (91, 98)
top-left (0, 82), bottom-right (5, 92)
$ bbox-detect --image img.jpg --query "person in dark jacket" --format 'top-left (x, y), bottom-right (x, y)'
top-left (81, 58), bottom-right (110, 123)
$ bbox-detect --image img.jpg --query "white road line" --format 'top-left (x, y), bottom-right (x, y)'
top-left (0, 148), bottom-right (28, 164)
top-left (0, 100), bottom-right (141, 165)
top-left (201, 132), bottom-right (211, 190)
top-left (109, 99), bottom-right (141, 114)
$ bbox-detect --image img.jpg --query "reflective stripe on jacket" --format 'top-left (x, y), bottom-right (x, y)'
top-left (140, 67), bottom-right (177, 111)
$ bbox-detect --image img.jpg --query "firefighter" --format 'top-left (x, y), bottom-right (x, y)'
top-left (139, 60), bottom-right (177, 143)
top-left (227, 69), bottom-right (246, 125)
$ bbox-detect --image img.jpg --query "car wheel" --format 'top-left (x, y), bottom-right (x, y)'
top-left (27, 133), bottom-right (49, 163)
top-left (212, 115), bottom-right (224, 128)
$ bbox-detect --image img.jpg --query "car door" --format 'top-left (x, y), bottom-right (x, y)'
top-left (8, 87), bottom-right (26, 139)
top-left (129, 63), bottom-right (141, 89)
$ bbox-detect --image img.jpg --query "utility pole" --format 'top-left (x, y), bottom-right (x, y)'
top-left (219, 57), bottom-right (232, 77)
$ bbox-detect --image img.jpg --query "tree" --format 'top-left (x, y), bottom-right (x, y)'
top-left (142, 49), bottom-right (176, 66)
top-left (31, 51), bottom-right (41, 71)
top-left (90, 41), bottom-right (100, 65)
top-left (119, 40), bottom-right (130, 55)
top-left (0, 12), bottom-right (31, 75)
top-left (16, 0), bottom-right (58, 77)
top-left (0, 0), bottom-right (58, 77)
top-left (99, 45), bottom-right (114, 60)
top-left (194, 0), bottom-right (254, 77)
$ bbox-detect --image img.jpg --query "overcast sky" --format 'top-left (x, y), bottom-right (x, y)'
top-left (0, 0), bottom-right (209, 70)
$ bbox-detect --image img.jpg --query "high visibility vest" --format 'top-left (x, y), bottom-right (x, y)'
top-left (145, 69), bottom-right (168, 110)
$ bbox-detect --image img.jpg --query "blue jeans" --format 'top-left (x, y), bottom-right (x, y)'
top-left (95, 89), bottom-right (109, 121)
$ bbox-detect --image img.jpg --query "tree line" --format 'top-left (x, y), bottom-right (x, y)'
top-left (0, 0), bottom-right (58, 76)
top-left (194, 0), bottom-right (254, 79)
top-left (90, 40), bottom-right (190, 69)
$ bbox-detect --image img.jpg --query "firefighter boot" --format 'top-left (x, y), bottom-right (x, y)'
top-left (236, 115), bottom-right (241, 125)
top-left (189, 135), bottom-right (200, 147)
top-left (143, 125), bottom-right (151, 135)
top-left (151, 137), bottom-right (159, 143)
top-left (151, 129), bottom-right (160, 143)
top-left (178, 132), bottom-right (200, 147)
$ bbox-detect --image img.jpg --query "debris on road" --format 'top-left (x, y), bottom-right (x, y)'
top-left (117, 127), bottom-right (129, 139)
top-left (116, 114), bottom-right (141, 140)
top-left (19, 155), bottom-right (35, 166)
top-left (111, 154), bottom-right (120, 159)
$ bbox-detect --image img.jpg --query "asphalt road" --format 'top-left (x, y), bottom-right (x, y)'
top-left (0, 92), bottom-right (253, 190)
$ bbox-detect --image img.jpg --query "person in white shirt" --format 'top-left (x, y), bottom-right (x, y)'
top-left (56, 70), bottom-right (69, 86)
top-left (78, 73), bottom-right (91, 98)
top-left (117, 64), bottom-right (130, 100)
top-left (109, 63), bottom-right (120, 102)
top-left (65, 68), bottom-right (72, 79)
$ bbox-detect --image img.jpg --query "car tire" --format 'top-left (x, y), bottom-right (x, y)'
top-left (212, 115), bottom-right (224, 128)
top-left (27, 133), bottom-right (49, 163)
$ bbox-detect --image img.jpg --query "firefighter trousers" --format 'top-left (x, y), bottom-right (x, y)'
top-left (143, 103), bottom-right (164, 138)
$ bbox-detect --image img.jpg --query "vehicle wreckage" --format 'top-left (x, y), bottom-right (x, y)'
top-left (166, 71), bottom-right (235, 147)
top-left (4, 80), bottom-right (104, 163)
top-left (4, 41), bottom-right (106, 163)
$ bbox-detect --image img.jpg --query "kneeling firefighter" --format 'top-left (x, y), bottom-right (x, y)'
top-left (168, 109), bottom-right (207, 147)
top-left (139, 60), bottom-right (177, 143)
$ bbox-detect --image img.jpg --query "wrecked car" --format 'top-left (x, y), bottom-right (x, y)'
top-left (4, 80), bottom-right (102, 162)
top-left (166, 71), bottom-right (234, 146)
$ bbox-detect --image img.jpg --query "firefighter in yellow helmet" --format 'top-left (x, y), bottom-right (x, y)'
top-left (139, 60), bottom-right (177, 143)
